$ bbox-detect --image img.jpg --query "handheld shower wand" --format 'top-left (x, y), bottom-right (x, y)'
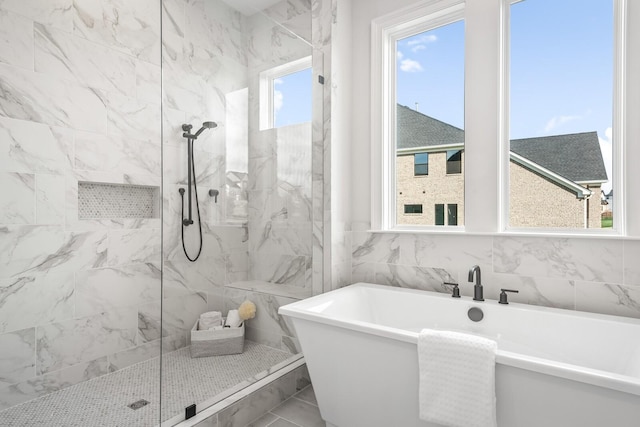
top-left (179, 121), bottom-right (217, 262)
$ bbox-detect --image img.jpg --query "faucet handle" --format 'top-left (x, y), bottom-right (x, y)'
top-left (498, 288), bottom-right (519, 305)
top-left (443, 282), bottom-right (461, 298)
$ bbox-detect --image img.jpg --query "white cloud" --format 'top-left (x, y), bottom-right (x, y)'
top-left (274, 78), bottom-right (284, 85)
top-left (400, 58), bottom-right (423, 72)
top-left (411, 45), bottom-right (426, 53)
top-left (397, 51), bottom-right (404, 59)
top-left (543, 114), bottom-right (582, 133)
top-left (598, 127), bottom-right (613, 193)
top-left (407, 34), bottom-right (437, 46)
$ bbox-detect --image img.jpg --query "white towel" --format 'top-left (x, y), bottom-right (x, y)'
top-left (225, 309), bottom-right (242, 328)
top-left (198, 311), bottom-right (222, 330)
top-left (418, 329), bottom-right (497, 427)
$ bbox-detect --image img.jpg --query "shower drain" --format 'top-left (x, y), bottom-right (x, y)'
top-left (128, 399), bottom-right (150, 410)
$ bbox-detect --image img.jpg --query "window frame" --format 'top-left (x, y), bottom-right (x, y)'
top-left (447, 203), bottom-right (458, 225)
top-left (414, 153), bottom-right (429, 176)
top-left (404, 204), bottom-right (424, 214)
top-left (371, 0), bottom-right (465, 231)
top-left (446, 149), bottom-right (462, 175)
top-left (259, 55), bottom-right (312, 130)
top-left (435, 203), bottom-right (445, 225)
top-left (371, 0), bottom-right (636, 236)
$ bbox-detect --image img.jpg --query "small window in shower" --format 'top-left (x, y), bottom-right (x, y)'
top-left (259, 56), bottom-right (312, 129)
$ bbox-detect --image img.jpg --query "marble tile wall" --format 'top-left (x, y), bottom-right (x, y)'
top-left (349, 226), bottom-right (640, 319)
top-left (245, 4), bottom-right (314, 296)
top-left (194, 363), bottom-right (311, 427)
top-left (160, 0), bottom-right (251, 390)
top-left (160, 0), bottom-right (313, 365)
top-left (0, 0), bottom-right (163, 412)
top-left (0, 0), bottom-right (317, 414)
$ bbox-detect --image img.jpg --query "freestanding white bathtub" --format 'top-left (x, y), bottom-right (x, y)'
top-left (279, 283), bottom-right (640, 427)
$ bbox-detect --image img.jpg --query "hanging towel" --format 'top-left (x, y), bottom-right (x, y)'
top-left (418, 329), bottom-right (497, 427)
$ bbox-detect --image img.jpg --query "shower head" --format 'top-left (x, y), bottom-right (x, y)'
top-left (194, 121), bottom-right (217, 138)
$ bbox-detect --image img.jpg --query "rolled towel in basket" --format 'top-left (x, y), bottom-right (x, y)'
top-left (225, 309), bottom-right (242, 328)
top-left (198, 311), bottom-right (223, 330)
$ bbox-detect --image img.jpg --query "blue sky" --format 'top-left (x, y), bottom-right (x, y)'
top-left (396, 0), bottom-right (614, 190)
top-left (274, 67), bottom-right (313, 128)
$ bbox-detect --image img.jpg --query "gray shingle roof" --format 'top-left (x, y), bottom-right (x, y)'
top-left (510, 132), bottom-right (607, 182)
top-left (397, 104), bottom-right (608, 183)
top-left (397, 105), bottom-right (464, 148)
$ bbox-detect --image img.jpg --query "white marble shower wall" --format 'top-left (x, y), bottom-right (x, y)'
top-left (350, 227), bottom-right (640, 319)
top-left (160, 0), bottom-right (249, 353)
top-left (246, 3), bottom-right (314, 297)
top-left (160, 0), bottom-right (313, 353)
top-left (0, 0), bottom-right (163, 411)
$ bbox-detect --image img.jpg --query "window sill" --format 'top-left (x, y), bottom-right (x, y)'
top-left (367, 227), bottom-right (638, 240)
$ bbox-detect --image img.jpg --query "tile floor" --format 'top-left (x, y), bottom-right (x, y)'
top-left (245, 385), bottom-right (325, 427)
top-left (0, 342), bottom-right (294, 426)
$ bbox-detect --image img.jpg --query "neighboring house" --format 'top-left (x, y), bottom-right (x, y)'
top-left (603, 190), bottom-right (613, 214)
top-left (396, 105), bottom-right (608, 228)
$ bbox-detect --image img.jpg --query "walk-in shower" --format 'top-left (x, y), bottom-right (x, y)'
top-left (0, 0), bottom-right (314, 425)
top-left (179, 121), bottom-right (217, 262)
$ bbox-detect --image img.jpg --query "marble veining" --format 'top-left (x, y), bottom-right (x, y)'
top-left (0, 62), bottom-right (107, 133)
top-left (623, 240), bottom-right (640, 286)
top-left (75, 263), bottom-right (161, 318)
top-left (0, 355), bottom-right (110, 412)
top-left (493, 236), bottom-right (623, 283)
top-left (0, 0), bottom-right (318, 415)
top-left (352, 232), bottom-right (400, 264)
top-left (163, 257), bottom-right (226, 298)
top-left (35, 174), bottom-right (65, 225)
top-left (0, 328), bottom-right (36, 387)
top-left (0, 0), bottom-right (73, 32)
top-left (0, 270), bottom-right (74, 334)
top-left (34, 22), bottom-right (137, 96)
top-left (36, 307), bottom-right (137, 375)
top-left (0, 117), bottom-right (74, 175)
top-left (72, 0), bottom-right (161, 65)
top-left (0, 9), bottom-right (34, 70)
top-left (107, 228), bottom-right (161, 266)
top-left (0, 226), bottom-right (107, 278)
top-left (74, 131), bottom-right (161, 177)
top-left (0, 172), bottom-right (35, 224)
top-left (349, 231), bottom-right (640, 320)
top-left (576, 281), bottom-right (640, 318)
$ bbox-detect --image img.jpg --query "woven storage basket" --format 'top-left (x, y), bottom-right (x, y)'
top-left (190, 319), bottom-right (244, 358)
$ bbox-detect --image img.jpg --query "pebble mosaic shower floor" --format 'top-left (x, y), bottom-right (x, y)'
top-left (0, 342), bottom-right (293, 427)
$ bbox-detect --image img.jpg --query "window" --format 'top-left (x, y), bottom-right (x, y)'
top-left (259, 56), bottom-right (312, 130)
top-left (372, 0), bottom-right (634, 235)
top-left (435, 204), bottom-right (444, 225)
top-left (447, 204), bottom-right (458, 225)
top-left (404, 204), bottom-right (423, 214)
top-left (446, 150), bottom-right (462, 174)
top-left (414, 153), bottom-right (428, 176)
top-left (390, 5), bottom-right (465, 227)
top-left (508, 0), bottom-right (614, 230)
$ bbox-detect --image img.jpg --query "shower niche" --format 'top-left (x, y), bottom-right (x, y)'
top-left (78, 182), bottom-right (160, 219)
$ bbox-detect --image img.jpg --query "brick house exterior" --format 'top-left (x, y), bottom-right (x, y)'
top-left (396, 105), bottom-right (608, 228)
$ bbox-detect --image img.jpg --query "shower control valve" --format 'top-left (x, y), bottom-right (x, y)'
top-left (209, 189), bottom-right (219, 203)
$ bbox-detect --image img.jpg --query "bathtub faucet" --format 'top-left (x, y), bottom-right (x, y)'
top-left (468, 265), bottom-right (484, 301)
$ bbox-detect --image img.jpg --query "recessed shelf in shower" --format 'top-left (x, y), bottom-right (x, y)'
top-left (78, 182), bottom-right (160, 219)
